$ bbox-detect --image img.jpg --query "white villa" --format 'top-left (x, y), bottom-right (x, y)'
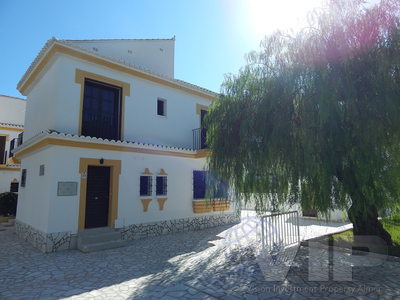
top-left (0, 94), bottom-right (26, 194)
top-left (13, 37), bottom-right (237, 252)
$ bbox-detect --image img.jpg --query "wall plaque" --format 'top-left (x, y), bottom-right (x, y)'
top-left (57, 182), bottom-right (78, 196)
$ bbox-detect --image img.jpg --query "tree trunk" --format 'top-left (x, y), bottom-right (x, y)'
top-left (348, 204), bottom-right (392, 246)
top-left (336, 166), bottom-right (393, 247)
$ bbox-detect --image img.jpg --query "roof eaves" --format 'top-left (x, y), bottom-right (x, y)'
top-left (0, 94), bottom-right (26, 101)
top-left (17, 37), bottom-right (58, 91)
top-left (13, 129), bottom-right (197, 155)
top-left (63, 37), bottom-right (175, 42)
top-left (18, 37), bottom-right (219, 99)
top-left (58, 40), bottom-right (218, 97)
top-left (0, 122), bottom-right (24, 128)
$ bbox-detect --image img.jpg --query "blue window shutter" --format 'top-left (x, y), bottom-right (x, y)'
top-left (193, 170), bottom-right (206, 199)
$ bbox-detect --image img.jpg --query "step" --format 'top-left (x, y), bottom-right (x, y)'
top-left (78, 227), bottom-right (115, 236)
top-left (78, 239), bottom-right (128, 253)
top-left (78, 231), bottom-right (122, 245)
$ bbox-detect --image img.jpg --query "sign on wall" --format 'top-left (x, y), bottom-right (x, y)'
top-left (57, 182), bottom-right (78, 196)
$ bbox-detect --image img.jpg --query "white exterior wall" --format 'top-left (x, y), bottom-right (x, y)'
top-left (23, 57), bottom-right (60, 141)
top-left (17, 145), bottom-right (231, 234)
top-left (0, 95), bottom-right (26, 125)
top-left (24, 54), bottom-right (212, 149)
top-left (69, 39), bottom-right (175, 77)
top-left (16, 147), bottom-right (55, 232)
top-left (0, 170), bottom-right (19, 193)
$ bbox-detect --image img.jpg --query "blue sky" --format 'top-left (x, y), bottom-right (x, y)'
top-left (0, 0), bottom-right (323, 98)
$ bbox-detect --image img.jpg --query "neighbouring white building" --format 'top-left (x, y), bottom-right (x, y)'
top-left (0, 94), bottom-right (26, 194)
top-left (13, 37), bottom-right (237, 252)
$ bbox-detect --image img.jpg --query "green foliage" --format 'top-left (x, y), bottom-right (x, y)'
top-left (382, 214), bottom-right (400, 245)
top-left (0, 192), bottom-right (18, 216)
top-left (327, 213), bottom-right (400, 256)
top-left (206, 0), bottom-right (400, 218)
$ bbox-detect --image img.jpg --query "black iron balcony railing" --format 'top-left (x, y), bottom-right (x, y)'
top-left (192, 128), bottom-right (207, 150)
top-left (9, 132), bottom-right (23, 159)
top-left (17, 132), bottom-right (23, 146)
top-left (9, 138), bottom-right (15, 158)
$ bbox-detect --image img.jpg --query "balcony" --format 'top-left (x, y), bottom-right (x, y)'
top-left (192, 128), bottom-right (207, 150)
top-left (9, 132), bottom-right (23, 158)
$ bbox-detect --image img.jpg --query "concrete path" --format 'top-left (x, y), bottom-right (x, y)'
top-left (0, 216), bottom-right (399, 299)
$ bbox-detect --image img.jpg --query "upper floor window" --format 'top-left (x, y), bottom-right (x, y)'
top-left (157, 98), bottom-right (166, 117)
top-left (82, 79), bottom-right (122, 140)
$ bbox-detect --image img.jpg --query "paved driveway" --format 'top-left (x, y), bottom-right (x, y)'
top-left (1, 217), bottom-right (399, 299)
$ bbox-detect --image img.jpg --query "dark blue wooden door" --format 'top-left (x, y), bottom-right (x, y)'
top-left (85, 166), bottom-right (110, 229)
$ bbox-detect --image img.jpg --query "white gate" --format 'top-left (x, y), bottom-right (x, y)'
top-left (260, 211), bottom-right (300, 251)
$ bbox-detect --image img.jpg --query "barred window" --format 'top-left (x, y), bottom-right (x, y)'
top-left (39, 164), bottom-right (45, 176)
top-left (140, 176), bottom-right (152, 196)
top-left (21, 169), bottom-right (27, 187)
top-left (156, 176), bottom-right (167, 196)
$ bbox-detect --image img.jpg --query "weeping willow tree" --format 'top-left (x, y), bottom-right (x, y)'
top-left (206, 0), bottom-right (400, 245)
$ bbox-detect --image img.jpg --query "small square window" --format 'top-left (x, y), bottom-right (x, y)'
top-left (39, 165), bottom-right (45, 176)
top-left (156, 176), bottom-right (167, 196)
top-left (157, 98), bottom-right (166, 116)
top-left (140, 176), bottom-right (152, 196)
top-left (21, 169), bottom-right (27, 187)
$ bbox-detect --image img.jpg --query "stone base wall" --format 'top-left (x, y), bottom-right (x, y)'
top-left (15, 213), bottom-right (240, 252)
top-left (15, 220), bottom-right (72, 253)
top-left (121, 213), bottom-right (240, 240)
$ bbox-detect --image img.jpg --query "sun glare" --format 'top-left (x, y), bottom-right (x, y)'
top-left (247, 0), bottom-right (324, 37)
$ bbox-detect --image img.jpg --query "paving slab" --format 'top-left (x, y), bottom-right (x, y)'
top-left (0, 216), bottom-right (399, 299)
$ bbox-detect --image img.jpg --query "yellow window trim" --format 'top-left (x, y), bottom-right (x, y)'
top-left (158, 168), bottom-right (167, 175)
top-left (0, 165), bottom-right (20, 171)
top-left (142, 168), bottom-right (152, 175)
top-left (75, 69), bottom-right (130, 139)
top-left (14, 137), bottom-right (210, 159)
top-left (78, 158), bottom-right (121, 230)
top-left (157, 197), bottom-right (167, 211)
top-left (0, 134), bottom-right (10, 142)
top-left (0, 126), bottom-right (23, 132)
top-left (196, 104), bottom-right (209, 115)
top-left (7, 157), bottom-right (21, 164)
top-left (19, 43), bottom-right (217, 101)
top-left (141, 198), bottom-right (152, 212)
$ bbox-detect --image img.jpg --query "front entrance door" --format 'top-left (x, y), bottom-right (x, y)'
top-left (85, 166), bottom-right (111, 229)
